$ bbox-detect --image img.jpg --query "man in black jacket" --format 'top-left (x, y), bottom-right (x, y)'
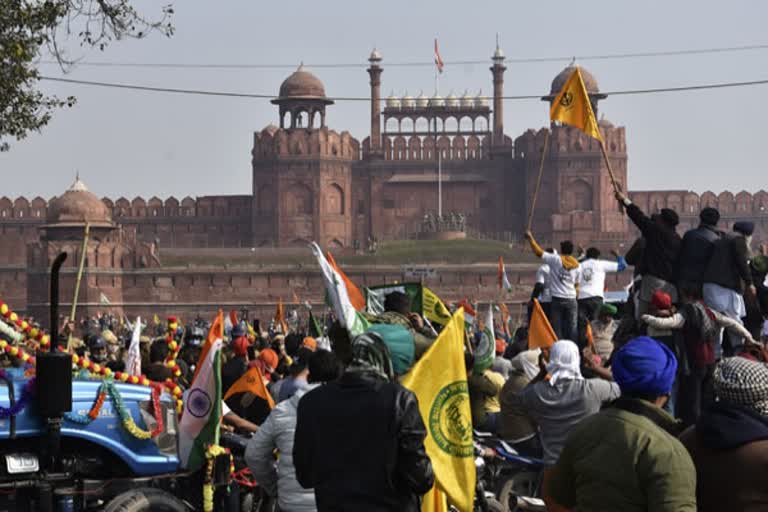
top-left (293, 333), bottom-right (434, 512)
top-left (677, 207), bottom-right (722, 292)
top-left (616, 191), bottom-right (682, 318)
top-left (702, 221), bottom-right (756, 355)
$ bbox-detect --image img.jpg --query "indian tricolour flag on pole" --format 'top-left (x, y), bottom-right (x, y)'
top-left (178, 319), bottom-right (223, 470)
top-left (498, 256), bottom-right (512, 293)
top-left (310, 242), bottom-right (369, 337)
top-left (434, 39), bottom-right (444, 73)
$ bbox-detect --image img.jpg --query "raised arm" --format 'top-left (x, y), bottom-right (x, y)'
top-left (641, 313), bottom-right (686, 330)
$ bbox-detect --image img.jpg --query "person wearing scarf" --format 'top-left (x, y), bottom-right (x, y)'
top-left (680, 357), bottom-right (768, 511)
top-left (498, 349), bottom-right (542, 456)
top-left (293, 333), bottom-right (433, 512)
top-left (525, 231), bottom-right (582, 341)
top-left (513, 340), bottom-right (620, 465)
top-left (547, 336), bottom-right (696, 512)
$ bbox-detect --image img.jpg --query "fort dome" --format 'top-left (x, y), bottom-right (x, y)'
top-left (549, 65), bottom-right (599, 96)
top-left (47, 176), bottom-right (113, 227)
top-left (278, 65), bottom-right (327, 99)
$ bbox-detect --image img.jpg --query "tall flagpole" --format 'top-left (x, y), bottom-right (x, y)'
top-left (435, 66), bottom-right (442, 219)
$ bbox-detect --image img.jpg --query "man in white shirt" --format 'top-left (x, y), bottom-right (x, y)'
top-left (578, 247), bottom-right (627, 347)
top-left (532, 249), bottom-right (554, 320)
top-left (526, 231), bottom-right (581, 341)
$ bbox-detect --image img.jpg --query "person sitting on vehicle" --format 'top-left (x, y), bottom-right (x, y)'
top-left (373, 291), bottom-right (436, 359)
top-left (546, 336), bottom-right (696, 512)
top-left (293, 333), bottom-right (434, 511)
top-left (513, 340), bottom-right (620, 465)
top-left (246, 350), bottom-right (342, 512)
top-left (498, 349), bottom-right (541, 457)
top-left (144, 339), bottom-right (172, 382)
top-left (679, 356), bottom-right (768, 511)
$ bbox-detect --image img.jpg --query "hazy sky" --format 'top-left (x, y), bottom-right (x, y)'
top-left (2, 0), bottom-right (766, 199)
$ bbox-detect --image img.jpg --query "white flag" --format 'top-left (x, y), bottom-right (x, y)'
top-left (124, 316), bottom-right (142, 377)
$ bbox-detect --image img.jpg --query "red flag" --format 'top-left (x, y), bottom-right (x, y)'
top-left (434, 39), bottom-right (444, 74)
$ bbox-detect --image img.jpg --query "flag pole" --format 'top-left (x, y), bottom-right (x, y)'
top-left (598, 139), bottom-right (621, 193)
top-left (527, 130), bottom-right (550, 232)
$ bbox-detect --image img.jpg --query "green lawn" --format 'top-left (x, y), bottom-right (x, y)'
top-left (161, 239), bottom-right (538, 267)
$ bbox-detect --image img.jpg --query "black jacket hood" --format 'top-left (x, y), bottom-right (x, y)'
top-left (697, 401), bottom-right (768, 450)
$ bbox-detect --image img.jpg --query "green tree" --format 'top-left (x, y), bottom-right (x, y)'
top-left (0, 0), bottom-right (173, 151)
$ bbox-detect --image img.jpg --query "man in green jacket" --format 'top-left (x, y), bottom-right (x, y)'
top-left (546, 336), bottom-right (696, 512)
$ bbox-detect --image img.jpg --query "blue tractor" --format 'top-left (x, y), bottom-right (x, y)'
top-left (0, 253), bottom-right (250, 511)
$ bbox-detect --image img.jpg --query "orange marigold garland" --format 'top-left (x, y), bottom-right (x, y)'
top-left (0, 300), bottom-right (50, 348)
top-left (164, 316), bottom-right (183, 380)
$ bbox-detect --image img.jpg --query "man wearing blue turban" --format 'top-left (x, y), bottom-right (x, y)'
top-left (546, 337), bottom-right (697, 512)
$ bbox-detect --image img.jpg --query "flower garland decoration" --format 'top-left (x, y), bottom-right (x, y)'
top-left (163, 316), bottom-right (183, 380)
top-left (0, 300), bottom-right (50, 348)
top-left (0, 338), bottom-right (35, 366)
top-left (203, 444), bottom-right (233, 512)
top-left (64, 380), bottom-right (165, 440)
top-left (0, 370), bottom-right (35, 418)
top-left (0, 318), bottom-right (24, 344)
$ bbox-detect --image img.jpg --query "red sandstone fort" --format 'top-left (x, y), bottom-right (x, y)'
top-left (1, 45), bottom-right (766, 324)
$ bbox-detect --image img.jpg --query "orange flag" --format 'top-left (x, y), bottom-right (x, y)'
top-left (292, 290), bottom-right (300, 305)
top-left (499, 302), bottom-right (511, 338)
top-left (229, 309), bottom-right (238, 328)
top-left (528, 299), bottom-right (557, 349)
top-left (193, 310), bottom-right (223, 383)
top-left (223, 366), bottom-right (275, 409)
top-left (325, 251), bottom-right (365, 311)
top-left (275, 298), bottom-right (289, 334)
top-left (585, 321), bottom-right (594, 349)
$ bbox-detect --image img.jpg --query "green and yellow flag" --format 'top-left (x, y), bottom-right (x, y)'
top-left (422, 287), bottom-right (452, 325)
top-left (550, 66), bottom-right (603, 142)
top-left (402, 310), bottom-right (475, 512)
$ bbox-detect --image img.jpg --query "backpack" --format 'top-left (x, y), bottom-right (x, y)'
top-left (681, 302), bottom-right (717, 367)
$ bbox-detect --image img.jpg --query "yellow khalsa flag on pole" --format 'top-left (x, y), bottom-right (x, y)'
top-left (550, 66), bottom-right (603, 142)
top-left (402, 310), bottom-right (475, 512)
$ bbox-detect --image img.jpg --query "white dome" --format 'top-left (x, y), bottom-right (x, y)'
top-left (460, 90), bottom-right (474, 108)
top-left (401, 91), bottom-right (416, 108)
top-left (386, 90), bottom-right (401, 109)
top-left (475, 90), bottom-right (489, 108)
top-left (416, 90), bottom-right (429, 108)
top-left (446, 91), bottom-right (459, 108)
top-left (429, 93), bottom-right (445, 107)
top-left (369, 48), bottom-right (382, 62)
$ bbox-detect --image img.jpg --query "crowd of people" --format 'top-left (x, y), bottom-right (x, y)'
top-left (3, 190), bottom-right (767, 511)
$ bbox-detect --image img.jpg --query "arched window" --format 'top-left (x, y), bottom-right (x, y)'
top-left (568, 179), bottom-right (593, 211)
top-left (285, 184), bottom-right (313, 215)
top-left (326, 184), bottom-right (345, 215)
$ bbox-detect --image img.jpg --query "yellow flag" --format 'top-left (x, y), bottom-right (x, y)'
top-left (528, 299), bottom-right (557, 350)
top-left (550, 67), bottom-right (603, 142)
top-left (422, 287), bottom-right (452, 325)
top-left (402, 310), bottom-right (475, 512)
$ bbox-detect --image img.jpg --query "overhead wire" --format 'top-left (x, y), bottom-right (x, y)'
top-left (37, 43), bottom-right (768, 70)
top-left (39, 75), bottom-right (768, 101)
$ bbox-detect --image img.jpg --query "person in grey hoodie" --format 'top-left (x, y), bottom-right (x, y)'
top-left (245, 350), bottom-right (341, 512)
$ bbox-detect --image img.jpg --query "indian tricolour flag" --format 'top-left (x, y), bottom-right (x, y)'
top-left (310, 242), bottom-right (369, 336)
top-left (178, 317), bottom-right (223, 470)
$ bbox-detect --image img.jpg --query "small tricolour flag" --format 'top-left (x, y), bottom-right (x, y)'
top-left (434, 39), bottom-right (444, 74)
top-left (498, 256), bottom-right (512, 292)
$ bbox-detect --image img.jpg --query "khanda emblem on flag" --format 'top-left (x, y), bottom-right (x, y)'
top-left (559, 90), bottom-right (574, 109)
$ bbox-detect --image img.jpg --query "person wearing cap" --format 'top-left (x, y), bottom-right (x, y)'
top-left (702, 221), bottom-right (757, 356)
top-left (677, 207), bottom-right (723, 292)
top-left (590, 303), bottom-right (618, 362)
top-left (615, 191), bottom-right (682, 319)
top-left (680, 357), bottom-right (768, 511)
top-left (642, 283), bottom-right (757, 425)
top-left (302, 337), bottom-right (317, 352)
top-left (513, 340), bottom-right (620, 465)
top-left (491, 338), bottom-right (513, 379)
top-left (546, 337), bottom-right (696, 512)
top-left (294, 333), bottom-right (434, 511)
